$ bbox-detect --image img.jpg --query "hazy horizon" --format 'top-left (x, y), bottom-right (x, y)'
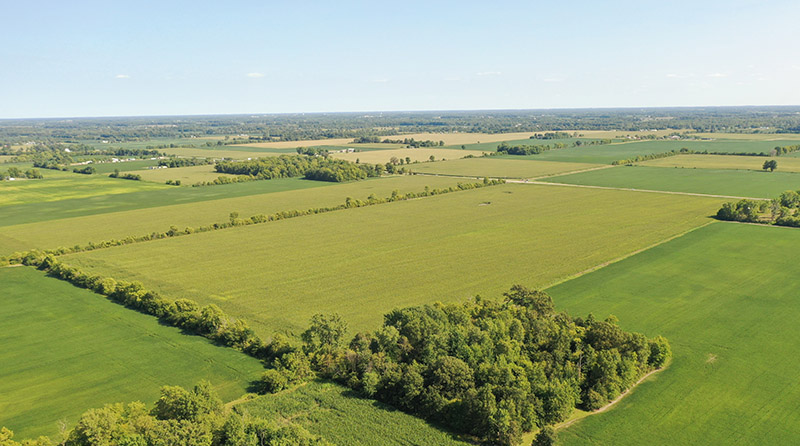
top-left (3, 0), bottom-right (799, 119)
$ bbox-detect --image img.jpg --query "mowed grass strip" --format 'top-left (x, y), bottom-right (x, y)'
top-left (542, 165), bottom-right (800, 198)
top-left (549, 222), bottom-right (800, 445)
top-left (330, 148), bottom-right (475, 164)
top-left (0, 171), bottom-right (169, 207)
top-left (63, 184), bottom-right (723, 337)
top-left (240, 380), bottom-right (470, 446)
top-left (0, 175), bottom-right (464, 255)
top-left (0, 267), bottom-right (263, 439)
top-left (638, 154), bottom-right (800, 172)
top-left (408, 157), bottom-right (602, 179)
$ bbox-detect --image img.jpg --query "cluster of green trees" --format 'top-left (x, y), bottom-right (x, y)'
top-left (352, 136), bottom-right (444, 147)
top-left (496, 142), bottom-right (568, 155)
top-left (762, 160), bottom-right (778, 171)
top-left (772, 144), bottom-right (800, 156)
top-left (72, 165), bottom-right (96, 175)
top-left (158, 157), bottom-right (212, 168)
top-left (0, 382), bottom-right (329, 446)
top-left (0, 167), bottom-right (43, 180)
top-left (214, 155), bottom-right (382, 183)
top-left (165, 179), bottom-right (182, 186)
top-left (304, 161), bottom-right (379, 182)
top-left (109, 169), bottom-right (141, 180)
top-left (295, 147), bottom-right (329, 156)
top-left (717, 190), bottom-right (800, 227)
top-left (611, 150), bottom-right (685, 165)
top-left (302, 286), bottom-right (670, 445)
top-left (530, 132), bottom-right (573, 140)
top-left (2, 180), bottom-right (505, 266)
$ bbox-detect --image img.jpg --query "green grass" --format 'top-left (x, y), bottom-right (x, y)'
top-left (498, 139), bottom-right (800, 164)
top-left (0, 171), bottom-right (169, 207)
top-left (133, 165), bottom-right (236, 184)
top-left (0, 266), bottom-right (264, 439)
top-left (62, 184), bottom-right (723, 338)
top-left (408, 157), bottom-right (601, 179)
top-left (638, 154), bottom-right (800, 172)
top-left (77, 137), bottom-right (214, 150)
top-left (239, 380), bottom-right (471, 446)
top-left (160, 147), bottom-right (281, 160)
top-left (548, 222), bottom-right (800, 445)
top-left (542, 165), bottom-right (800, 198)
top-left (0, 175), bottom-right (464, 255)
top-left (0, 177), bottom-right (328, 228)
top-left (87, 159), bottom-right (161, 173)
top-left (452, 138), bottom-right (601, 152)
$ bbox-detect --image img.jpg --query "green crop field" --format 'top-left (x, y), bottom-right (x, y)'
top-left (408, 157), bottom-right (602, 179)
top-left (549, 222), bottom-right (800, 445)
top-left (239, 380), bottom-right (470, 446)
top-left (638, 154), bottom-right (800, 172)
top-left (331, 148), bottom-right (475, 164)
top-left (77, 137), bottom-right (212, 150)
top-left (0, 266), bottom-right (264, 439)
top-left (132, 164), bottom-right (237, 184)
top-left (160, 147), bottom-right (281, 159)
top-left (452, 138), bottom-right (601, 152)
top-left (0, 177), bottom-right (330, 228)
top-left (0, 170), bottom-right (169, 207)
top-left (87, 159), bottom-right (161, 173)
top-left (494, 139), bottom-right (800, 164)
top-left (542, 165), bottom-right (800, 198)
top-left (62, 184), bottom-right (723, 337)
top-left (0, 175), bottom-right (464, 255)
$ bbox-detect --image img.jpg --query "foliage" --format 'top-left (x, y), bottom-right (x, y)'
top-left (158, 157), bottom-right (211, 168)
top-left (214, 155), bottom-right (381, 182)
top-left (716, 190), bottom-right (800, 227)
top-left (762, 159), bottom-right (778, 171)
top-left (307, 286), bottom-right (669, 445)
top-left (109, 169), bottom-right (142, 180)
top-left (72, 165), bottom-right (96, 175)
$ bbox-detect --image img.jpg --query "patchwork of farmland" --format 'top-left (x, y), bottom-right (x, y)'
top-left (0, 266), bottom-right (263, 439)
top-left (542, 165), bottom-right (800, 198)
top-left (7, 130), bottom-right (800, 445)
top-left (62, 183), bottom-right (723, 337)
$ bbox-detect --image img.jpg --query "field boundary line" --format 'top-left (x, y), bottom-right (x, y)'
top-left (544, 220), bottom-right (718, 289)
top-left (512, 180), bottom-right (770, 201)
top-left (411, 164), bottom-right (613, 181)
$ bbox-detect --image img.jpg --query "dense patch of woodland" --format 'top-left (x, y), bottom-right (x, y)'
top-left (0, 382), bottom-right (329, 446)
top-left (0, 167), bottom-right (42, 180)
top-left (215, 155), bottom-right (382, 182)
top-left (717, 190), bottom-right (800, 227)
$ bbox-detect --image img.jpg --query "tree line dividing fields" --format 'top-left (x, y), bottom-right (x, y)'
top-left (639, 154), bottom-right (800, 172)
top-left (541, 165), bottom-right (800, 199)
top-left (549, 222), bottom-right (800, 445)
top-left (0, 267), bottom-right (264, 439)
top-left (408, 157), bottom-right (602, 179)
top-left (0, 175), bottom-right (465, 256)
top-left (61, 183), bottom-right (724, 338)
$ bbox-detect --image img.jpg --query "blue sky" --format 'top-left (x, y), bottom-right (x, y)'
top-left (1, 0), bottom-right (799, 118)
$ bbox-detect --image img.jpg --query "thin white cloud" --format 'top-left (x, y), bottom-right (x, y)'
top-left (476, 71), bottom-right (501, 76)
top-left (665, 73), bottom-right (679, 78)
top-left (543, 77), bottom-right (563, 83)
top-left (443, 76), bottom-right (461, 82)
top-left (246, 72), bottom-right (265, 78)
top-left (371, 78), bottom-right (389, 83)
top-left (707, 72), bottom-right (728, 78)
top-left (115, 74), bottom-right (130, 79)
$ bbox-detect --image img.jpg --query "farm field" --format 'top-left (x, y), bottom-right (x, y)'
top-left (542, 165), bottom-right (800, 198)
top-left (232, 137), bottom-right (356, 149)
top-left (239, 380), bottom-right (470, 446)
top-left (550, 222), bottom-right (800, 445)
top-left (638, 154), bottom-right (800, 172)
top-left (0, 175), bottom-right (464, 255)
top-left (62, 183), bottom-right (724, 337)
top-left (691, 132), bottom-right (800, 141)
top-left (0, 177), bottom-right (330, 228)
top-left (160, 147), bottom-right (280, 159)
top-left (76, 137), bottom-right (211, 150)
top-left (0, 170), bottom-right (169, 207)
top-left (408, 157), bottom-right (602, 179)
top-left (132, 164), bottom-right (235, 184)
top-left (0, 266), bottom-right (264, 439)
top-left (380, 131), bottom-right (536, 146)
top-left (454, 137), bottom-right (598, 152)
top-left (330, 147), bottom-right (476, 164)
top-left (85, 159), bottom-right (160, 173)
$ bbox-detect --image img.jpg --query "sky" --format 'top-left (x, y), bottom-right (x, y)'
top-left (1, 0), bottom-right (799, 119)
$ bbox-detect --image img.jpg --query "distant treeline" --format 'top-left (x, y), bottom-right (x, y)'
top-left (109, 169), bottom-right (141, 181)
top-left (611, 145), bottom-right (800, 165)
top-left (0, 382), bottom-right (329, 446)
top-left (214, 155), bottom-right (383, 182)
top-left (716, 190), bottom-right (800, 227)
top-left (158, 157), bottom-right (212, 168)
top-left (353, 136), bottom-right (444, 147)
top-left (496, 142), bottom-right (568, 155)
